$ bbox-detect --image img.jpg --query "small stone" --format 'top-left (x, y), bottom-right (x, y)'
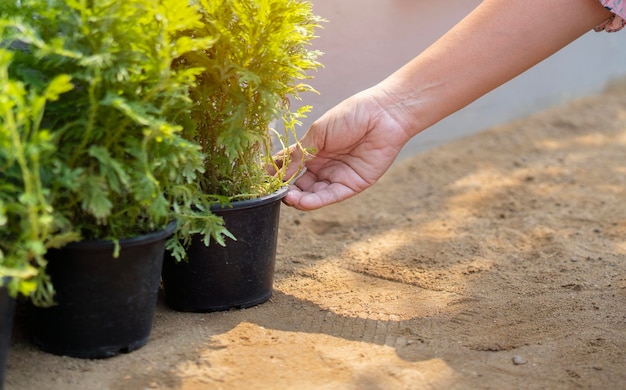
top-left (512, 356), bottom-right (527, 365)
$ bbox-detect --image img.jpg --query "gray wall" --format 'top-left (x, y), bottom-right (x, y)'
top-left (296, 0), bottom-right (626, 160)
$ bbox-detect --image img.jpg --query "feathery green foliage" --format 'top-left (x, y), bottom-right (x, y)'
top-left (168, 0), bottom-right (324, 257)
top-left (175, 0), bottom-right (324, 199)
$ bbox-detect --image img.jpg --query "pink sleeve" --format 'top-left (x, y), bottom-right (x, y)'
top-left (595, 0), bottom-right (625, 32)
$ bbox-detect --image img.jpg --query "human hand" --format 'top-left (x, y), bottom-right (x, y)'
top-left (275, 0), bottom-right (614, 212)
top-left (278, 86), bottom-right (413, 211)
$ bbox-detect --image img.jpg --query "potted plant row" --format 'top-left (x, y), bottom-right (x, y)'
top-left (161, 0), bottom-right (323, 312)
top-left (0, 0), bottom-right (323, 370)
top-left (0, 0), bottom-right (226, 360)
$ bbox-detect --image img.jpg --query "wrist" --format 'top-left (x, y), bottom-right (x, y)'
top-left (371, 77), bottom-right (436, 142)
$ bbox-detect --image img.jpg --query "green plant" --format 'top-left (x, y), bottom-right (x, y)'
top-left (175, 0), bottom-right (323, 199)
top-left (0, 24), bottom-right (78, 302)
top-left (0, 0), bottom-right (227, 305)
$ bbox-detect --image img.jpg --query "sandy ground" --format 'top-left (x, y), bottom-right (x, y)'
top-left (4, 80), bottom-right (626, 389)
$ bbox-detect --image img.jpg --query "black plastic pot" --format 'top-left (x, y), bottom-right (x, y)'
top-left (0, 281), bottom-right (16, 390)
top-left (29, 222), bottom-right (176, 359)
top-left (162, 187), bottom-right (288, 312)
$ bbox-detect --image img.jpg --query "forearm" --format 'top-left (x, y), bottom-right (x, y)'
top-left (377, 0), bottom-right (612, 141)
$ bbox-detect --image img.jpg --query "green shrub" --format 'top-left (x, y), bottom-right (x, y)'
top-left (0, 26), bottom-right (77, 301)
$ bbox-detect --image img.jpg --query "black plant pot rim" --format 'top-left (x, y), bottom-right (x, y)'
top-left (59, 220), bottom-right (177, 250)
top-left (211, 186), bottom-right (289, 212)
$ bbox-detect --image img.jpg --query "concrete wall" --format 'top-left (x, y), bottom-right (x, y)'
top-left (296, 0), bottom-right (626, 160)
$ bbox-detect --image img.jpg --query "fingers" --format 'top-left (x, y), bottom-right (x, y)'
top-left (283, 187), bottom-right (332, 211)
top-left (283, 180), bottom-right (355, 211)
